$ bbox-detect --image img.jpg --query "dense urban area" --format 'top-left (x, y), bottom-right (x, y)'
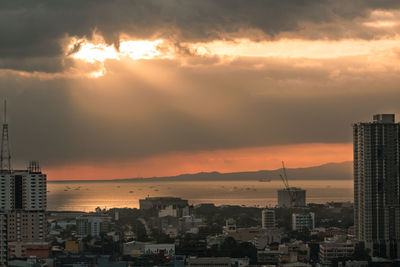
top-left (1, 114), bottom-right (399, 267)
top-left (8, 194), bottom-right (370, 267)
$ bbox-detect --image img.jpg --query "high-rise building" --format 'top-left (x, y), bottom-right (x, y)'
top-left (0, 211), bottom-right (7, 265)
top-left (0, 102), bottom-right (48, 260)
top-left (353, 114), bottom-right (400, 258)
top-left (277, 188), bottom-right (306, 207)
top-left (262, 208), bottom-right (276, 228)
top-left (4, 163), bottom-right (47, 243)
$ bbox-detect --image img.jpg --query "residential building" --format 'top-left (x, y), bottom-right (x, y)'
top-left (8, 241), bottom-right (50, 259)
top-left (353, 114), bottom-right (400, 258)
top-left (319, 238), bottom-right (355, 264)
top-left (223, 218), bottom-right (236, 233)
top-left (7, 211), bottom-right (46, 242)
top-left (158, 204), bottom-right (190, 218)
top-left (257, 249), bottom-right (280, 265)
top-left (292, 213), bottom-right (315, 231)
top-left (0, 210), bottom-right (7, 266)
top-left (179, 215), bottom-right (204, 234)
top-left (262, 208), bottom-right (276, 228)
top-left (3, 162), bottom-right (47, 244)
top-left (76, 216), bottom-right (111, 237)
top-left (278, 188), bottom-right (306, 207)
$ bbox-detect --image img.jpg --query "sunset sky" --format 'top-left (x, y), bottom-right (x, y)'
top-left (1, 0), bottom-right (400, 180)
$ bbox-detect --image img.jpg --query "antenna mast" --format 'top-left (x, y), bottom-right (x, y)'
top-left (0, 100), bottom-right (11, 172)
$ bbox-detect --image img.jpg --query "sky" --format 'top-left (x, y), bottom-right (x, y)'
top-left (1, 0), bottom-right (400, 180)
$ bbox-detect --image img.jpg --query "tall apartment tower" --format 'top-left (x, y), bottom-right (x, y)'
top-left (353, 114), bottom-right (400, 258)
top-left (0, 102), bottom-right (48, 260)
top-left (7, 162), bottom-right (47, 243)
top-left (262, 208), bottom-right (276, 228)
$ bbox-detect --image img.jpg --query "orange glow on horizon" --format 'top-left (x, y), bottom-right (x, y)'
top-left (46, 142), bottom-right (353, 180)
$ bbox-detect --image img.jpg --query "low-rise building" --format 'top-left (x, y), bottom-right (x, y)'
top-left (319, 237), bottom-right (355, 265)
top-left (257, 249), bottom-right (280, 265)
top-left (76, 216), bottom-right (111, 237)
top-left (8, 242), bottom-right (50, 259)
top-left (159, 205), bottom-right (190, 218)
top-left (223, 219), bottom-right (237, 233)
top-left (292, 213), bottom-right (315, 231)
top-left (65, 240), bottom-right (79, 253)
top-left (179, 215), bottom-right (204, 234)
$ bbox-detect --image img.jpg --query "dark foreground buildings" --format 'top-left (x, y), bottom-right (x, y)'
top-left (353, 114), bottom-right (400, 258)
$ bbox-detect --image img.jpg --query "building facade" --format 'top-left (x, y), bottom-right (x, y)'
top-left (319, 239), bottom-right (355, 264)
top-left (262, 208), bottom-right (276, 228)
top-left (278, 188), bottom-right (306, 208)
top-left (292, 213), bottom-right (315, 231)
top-left (353, 114), bottom-right (400, 258)
top-left (0, 211), bottom-right (7, 265)
top-left (76, 216), bottom-right (111, 237)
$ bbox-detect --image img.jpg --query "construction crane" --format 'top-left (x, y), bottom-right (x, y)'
top-left (279, 161), bottom-right (296, 207)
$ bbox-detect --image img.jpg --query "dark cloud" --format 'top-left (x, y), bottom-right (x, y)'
top-left (1, 0), bottom-right (400, 72)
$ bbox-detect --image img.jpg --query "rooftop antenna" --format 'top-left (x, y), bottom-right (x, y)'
top-left (0, 100), bottom-right (11, 172)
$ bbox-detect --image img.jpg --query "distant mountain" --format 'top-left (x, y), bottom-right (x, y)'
top-left (115, 161), bottom-right (353, 182)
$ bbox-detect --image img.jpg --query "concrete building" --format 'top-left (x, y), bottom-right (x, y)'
top-left (292, 213), bottom-right (315, 231)
top-left (7, 211), bottom-right (46, 242)
top-left (158, 204), bottom-right (190, 218)
top-left (1, 162), bottom-right (49, 261)
top-left (139, 197), bottom-right (188, 210)
top-left (76, 216), bottom-right (111, 237)
top-left (319, 238), bottom-right (355, 264)
top-left (278, 188), bottom-right (306, 207)
top-left (3, 163), bottom-right (47, 245)
top-left (262, 208), bottom-right (276, 228)
top-left (179, 215), bottom-right (204, 234)
top-left (223, 218), bottom-right (236, 233)
top-left (353, 114), bottom-right (400, 258)
top-left (0, 210), bottom-right (7, 266)
top-left (8, 241), bottom-right (50, 259)
top-left (257, 249), bottom-right (280, 265)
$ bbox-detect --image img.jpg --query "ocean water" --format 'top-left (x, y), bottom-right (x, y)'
top-left (46, 179), bottom-right (353, 211)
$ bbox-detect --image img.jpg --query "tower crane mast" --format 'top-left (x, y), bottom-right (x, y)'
top-left (279, 161), bottom-right (296, 207)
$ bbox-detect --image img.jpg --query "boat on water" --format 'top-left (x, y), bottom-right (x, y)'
top-left (258, 178), bottom-right (271, 182)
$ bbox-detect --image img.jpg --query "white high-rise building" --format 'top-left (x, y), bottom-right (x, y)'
top-left (262, 208), bottom-right (276, 229)
top-left (353, 114), bottom-right (400, 258)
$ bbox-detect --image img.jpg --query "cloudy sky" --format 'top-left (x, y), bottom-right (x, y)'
top-left (1, 0), bottom-right (400, 179)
